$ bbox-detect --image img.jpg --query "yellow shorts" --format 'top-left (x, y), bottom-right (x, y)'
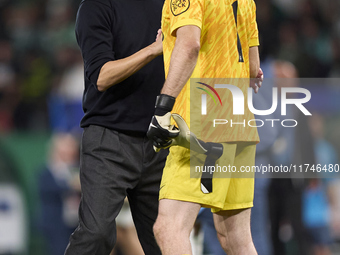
top-left (159, 142), bottom-right (256, 212)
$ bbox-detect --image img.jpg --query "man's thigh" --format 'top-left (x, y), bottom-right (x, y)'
top-left (213, 208), bottom-right (258, 255)
top-left (213, 208), bottom-right (251, 232)
top-left (157, 199), bottom-right (201, 232)
top-left (213, 208), bottom-right (253, 244)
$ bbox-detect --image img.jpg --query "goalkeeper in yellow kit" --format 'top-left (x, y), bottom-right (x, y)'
top-left (147, 0), bottom-right (263, 254)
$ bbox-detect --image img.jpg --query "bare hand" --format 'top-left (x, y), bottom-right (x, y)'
top-left (250, 68), bottom-right (263, 93)
top-left (152, 29), bottom-right (163, 56)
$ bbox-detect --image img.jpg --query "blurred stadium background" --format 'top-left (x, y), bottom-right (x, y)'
top-left (0, 0), bottom-right (339, 254)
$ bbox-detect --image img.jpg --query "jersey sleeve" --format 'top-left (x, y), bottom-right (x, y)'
top-left (248, 0), bottom-right (259, 47)
top-left (75, 0), bottom-right (115, 88)
top-left (167, 0), bottom-right (204, 36)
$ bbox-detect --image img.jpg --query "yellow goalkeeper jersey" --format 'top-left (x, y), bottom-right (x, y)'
top-left (162, 0), bottom-right (260, 143)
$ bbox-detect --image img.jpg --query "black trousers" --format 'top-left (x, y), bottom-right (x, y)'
top-left (65, 125), bottom-right (168, 255)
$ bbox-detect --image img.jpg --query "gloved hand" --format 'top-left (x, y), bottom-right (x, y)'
top-left (171, 113), bottom-right (208, 154)
top-left (147, 94), bottom-right (179, 151)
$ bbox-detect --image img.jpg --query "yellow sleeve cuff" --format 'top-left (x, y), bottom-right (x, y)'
top-left (170, 19), bottom-right (202, 36)
top-left (249, 37), bottom-right (259, 47)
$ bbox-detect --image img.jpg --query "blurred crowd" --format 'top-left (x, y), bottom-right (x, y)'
top-left (257, 0), bottom-right (340, 78)
top-left (0, 0), bottom-right (340, 255)
top-left (0, 0), bottom-right (83, 134)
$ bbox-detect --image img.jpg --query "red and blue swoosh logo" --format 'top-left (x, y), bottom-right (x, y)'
top-left (196, 82), bottom-right (222, 106)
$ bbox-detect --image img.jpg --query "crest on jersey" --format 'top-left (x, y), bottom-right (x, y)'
top-left (170, 0), bottom-right (190, 16)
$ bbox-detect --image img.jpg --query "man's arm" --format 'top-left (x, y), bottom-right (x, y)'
top-left (97, 29), bottom-right (163, 92)
top-left (161, 25), bottom-right (201, 97)
top-left (249, 46), bottom-right (263, 93)
top-left (146, 25), bottom-right (200, 149)
top-left (76, 2), bottom-right (163, 92)
top-left (249, 46), bottom-right (260, 78)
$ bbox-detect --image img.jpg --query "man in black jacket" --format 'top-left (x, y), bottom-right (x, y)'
top-left (64, 0), bottom-right (167, 254)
